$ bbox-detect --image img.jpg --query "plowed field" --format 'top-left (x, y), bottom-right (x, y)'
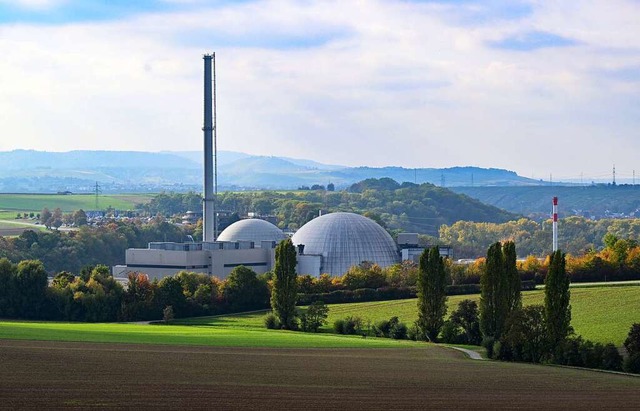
top-left (1, 340), bottom-right (638, 410)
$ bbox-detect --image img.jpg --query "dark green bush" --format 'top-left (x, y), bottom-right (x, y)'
top-left (482, 337), bottom-right (495, 359)
top-left (407, 323), bottom-right (421, 341)
top-left (601, 343), bottom-right (623, 371)
top-left (390, 322), bottom-right (408, 340)
top-left (264, 313), bottom-right (279, 329)
top-left (623, 353), bottom-right (640, 374)
top-left (333, 316), bottom-right (363, 335)
top-left (343, 316), bottom-right (363, 335)
top-left (624, 323), bottom-right (640, 356)
top-left (440, 320), bottom-right (464, 344)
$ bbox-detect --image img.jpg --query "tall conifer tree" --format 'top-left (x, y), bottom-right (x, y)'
top-left (480, 242), bottom-right (508, 339)
top-left (503, 241), bottom-right (522, 313)
top-left (271, 238), bottom-right (298, 329)
top-left (417, 247), bottom-right (448, 341)
top-left (545, 250), bottom-right (571, 345)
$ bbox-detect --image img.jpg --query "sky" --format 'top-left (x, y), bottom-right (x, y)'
top-left (0, 0), bottom-right (639, 182)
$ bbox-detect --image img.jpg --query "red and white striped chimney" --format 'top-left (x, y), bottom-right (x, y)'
top-left (552, 197), bottom-right (558, 252)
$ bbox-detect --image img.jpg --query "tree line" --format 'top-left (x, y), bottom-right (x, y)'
top-left (415, 242), bottom-right (640, 374)
top-left (0, 257), bottom-right (271, 322)
top-left (143, 180), bottom-right (515, 235)
top-left (0, 218), bottom-right (191, 274)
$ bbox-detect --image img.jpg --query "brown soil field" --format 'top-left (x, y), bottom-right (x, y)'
top-left (0, 339), bottom-right (638, 410)
top-left (0, 227), bottom-right (31, 237)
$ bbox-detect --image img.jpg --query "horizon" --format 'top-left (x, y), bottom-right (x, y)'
top-left (1, 1), bottom-right (638, 182)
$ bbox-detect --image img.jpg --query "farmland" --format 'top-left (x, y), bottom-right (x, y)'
top-left (1, 337), bottom-right (639, 409)
top-left (1, 283), bottom-right (639, 408)
top-left (0, 193), bottom-right (152, 214)
top-left (0, 193), bottom-right (153, 236)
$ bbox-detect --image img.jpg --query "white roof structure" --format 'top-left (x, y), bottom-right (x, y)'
top-left (217, 218), bottom-right (286, 245)
top-left (291, 212), bottom-right (399, 276)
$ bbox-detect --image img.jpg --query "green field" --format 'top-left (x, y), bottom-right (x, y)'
top-left (0, 193), bottom-right (152, 214)
top-left (0, 285), bottom-right (637, 349)
top-left (0, 320), bottom-right (424, 349)
top-left (177, 285), bottom-right (640, 346)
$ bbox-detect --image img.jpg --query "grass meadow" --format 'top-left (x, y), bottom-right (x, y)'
top-left (178, 284), bottom-right (640, 346)
top-left (0, 320), bottom-right (424, 349)
top-left (0, 193), bottom-right (152, 214)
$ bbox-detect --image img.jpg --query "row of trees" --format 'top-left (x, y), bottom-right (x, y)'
top-left (143, 180), bottom-right (514, 235)
top-left (39, 208), bottom-right (88, 229)
top-left (416, 241), bottom-right (640, 373)
top-left (0, 256), bottom-right (273, 322)
top-left (417, 242), bottom-right (571, 351)
top-left (0, 218), bottom-right (191, 274)
top-left (439, 217), bottom-right (640, 258)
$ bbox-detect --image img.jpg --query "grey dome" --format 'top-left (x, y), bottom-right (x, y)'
top-left (291, 212), bottom-right (399, 276)
top-left (217, 218), bottom-right (286, 245)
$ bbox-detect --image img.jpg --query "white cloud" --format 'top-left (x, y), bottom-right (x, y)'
top-left (0, 0), bottom-right (67, 10)
top-left (0, 0), bottom-right (638, 180)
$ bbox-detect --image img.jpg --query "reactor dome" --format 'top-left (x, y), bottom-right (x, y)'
top-left (217, 218), bottom-right (286, 245)
top-left (291, 212), bottom-right (399, 276)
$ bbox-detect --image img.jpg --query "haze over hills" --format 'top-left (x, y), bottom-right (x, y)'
top-left (0, 149), bottom-right (543, 193)
top-left (453, 185), bottom-right (640, 219)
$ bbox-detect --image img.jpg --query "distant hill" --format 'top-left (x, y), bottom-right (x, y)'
top-left (0, 149), bottom-right (543, 193)
top-left (452, 185), bottom-right (640, 218)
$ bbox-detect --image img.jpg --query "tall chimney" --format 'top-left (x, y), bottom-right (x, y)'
top-left (552, 197), bottom-right (558, 252)
top-left (203, 54), bottom-right (215, 242)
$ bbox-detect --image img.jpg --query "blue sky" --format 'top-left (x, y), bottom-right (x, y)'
top-left (0, 0), bottom-right (639, 181)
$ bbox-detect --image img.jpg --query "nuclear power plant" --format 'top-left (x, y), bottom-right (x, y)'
top-left (113, 54), bottom-right (446, 280)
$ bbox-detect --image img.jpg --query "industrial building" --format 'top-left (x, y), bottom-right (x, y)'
top-left (113, 54), bottom-right (449, 280)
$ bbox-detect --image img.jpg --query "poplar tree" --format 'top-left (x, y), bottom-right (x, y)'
top-left (271, 238), bottom-right (298, 329)
top-left (417, 247), bottom-right (448, 341)
top-left (503, 241), bottom-right (522, 313)
top-left (480, 242), bottom-right (508, 339)
top-left (545, 250), bottom-right (571, 345)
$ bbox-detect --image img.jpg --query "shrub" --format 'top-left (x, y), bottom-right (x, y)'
top-left (491, 340), bottom-right (503, 360)
top-left (343, 316), bottom-right (363, 335)
top-left (624, 323), bottom-right (640, 356)
top-left (390, 322), bottom-right (408, 340)
top-left (623, 353), bottom-right (640, 374)
top-left (162, 305), bottom-right (174, 324)
top-left (601, 343), bottom-right (623, 371)
top-left (299, 301), bottom-right (329, 332)
top-left (482, 336), bottom-right (495, 359)
top-left (333, 316), bottom-right (363, 335)
top-left (449, 299), bottom-right (482, 345)
top-left (374, 317), bottom-right (399, 338)
top-left (440, 320), bottom-right (464, 344)
top-left (499, 305), bottom-right (549, 363)
top-left (264, 313), bottom-right (279, 329)
top-left (373, 316), bottom-right (407, 339)
top-left (555, 337), bottom-right (584, 367)
top-left (407, 322), bottom-right (421, 341)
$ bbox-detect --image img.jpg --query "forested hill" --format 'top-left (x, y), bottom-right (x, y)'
top-left (452, 185), bottom-right (640, 218)
top-left (154, 179), bottom-right (517, 236)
